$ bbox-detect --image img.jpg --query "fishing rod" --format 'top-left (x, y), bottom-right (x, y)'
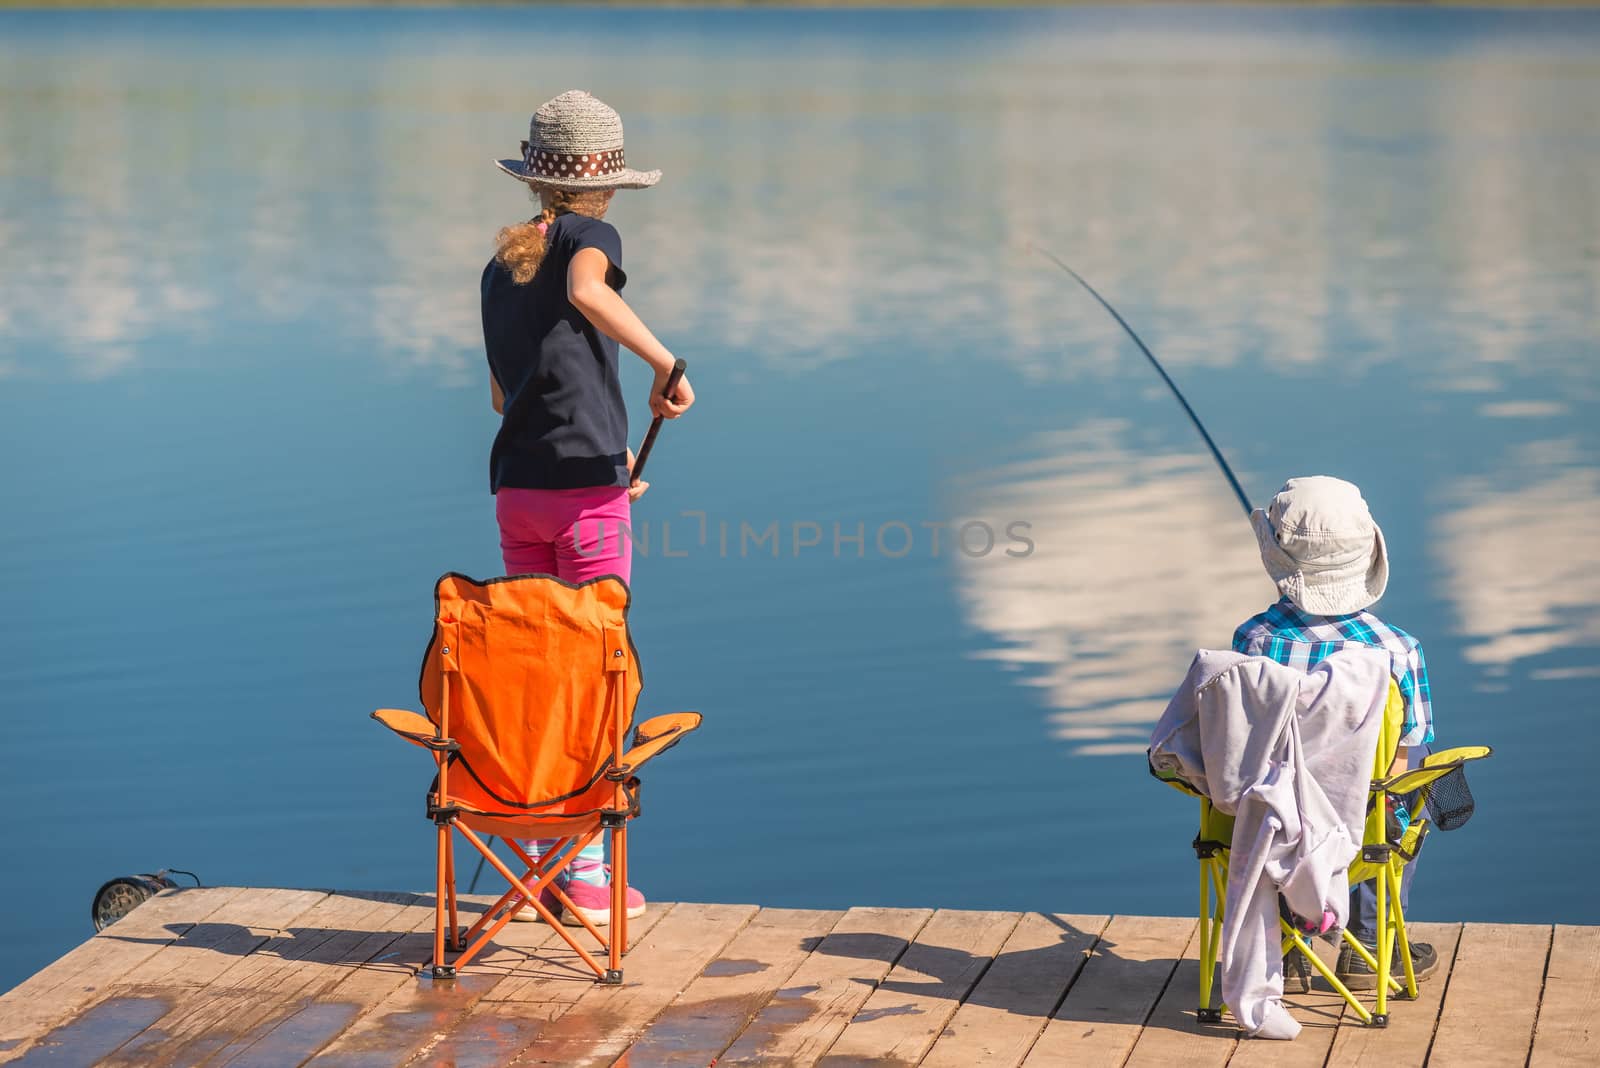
top-left (468, 847), bottom-right (490, 894)
top-left (1033, 246), bottom-right (1253, 519)
top-left (630, 358), bottom-right (688, 487)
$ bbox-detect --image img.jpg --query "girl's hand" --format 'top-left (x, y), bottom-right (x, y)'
top-left (625, 448), bottom-right (648, 501)
top-left (650, 369), bottom-right (694, 420)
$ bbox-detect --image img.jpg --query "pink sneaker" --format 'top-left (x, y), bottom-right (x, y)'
top-left (507, 883), bottom-right (562, 922)
top-left (560, 877), bottom-right (646, 927)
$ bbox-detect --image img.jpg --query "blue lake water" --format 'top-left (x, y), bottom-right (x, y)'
top-left (2, 6), bottom-right (1598, 993)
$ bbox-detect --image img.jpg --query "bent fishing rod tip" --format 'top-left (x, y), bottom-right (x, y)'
top-left (1032, 245), bottom-right (1253, 519)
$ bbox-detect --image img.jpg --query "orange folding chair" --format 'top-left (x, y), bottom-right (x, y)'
top-left (373, 572), bottom-right (701, 983)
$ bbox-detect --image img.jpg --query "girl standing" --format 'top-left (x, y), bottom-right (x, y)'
top-left (483, 90), bottom-right (694, 925)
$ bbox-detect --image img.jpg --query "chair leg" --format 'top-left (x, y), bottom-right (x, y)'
top-left (1373, 864), bottom-right (1390, 1024)
top-left (453, 859), bottom-right (566, 971)
top-left (504, 837), bottom-right (616, 954)
top-left (444, 833), bottom-right (460, 950)
top-left (459, 843), bottom-right (567, 945)
top-left (463, 881), bottom-right (522, 945)
top-left (1197, 860), bottom-right (1220, 1022)
top-left (456, 823), bottom-right (610, 980)
top-left (1390, 862), bottom-right (1417, 1000)
top-left (603, 823), bottom-right (626, 984)
top-left (615, 823), bottom-right (629, 957)
top-left (1340, 930), bottom-right (1403, 995)
top-left (432, 823), bottom-right (455, 979)
top-left (1281, 921), bottom-right (1374, 1024)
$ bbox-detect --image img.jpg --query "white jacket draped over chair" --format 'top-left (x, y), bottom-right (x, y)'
top-left (1150, 649), bottom-right (1388, 1039)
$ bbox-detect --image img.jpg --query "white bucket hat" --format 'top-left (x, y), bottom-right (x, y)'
top-left (494, 90), bottom-right (661, 191)
top-left (1251, 476), bottom-right (1390, 616)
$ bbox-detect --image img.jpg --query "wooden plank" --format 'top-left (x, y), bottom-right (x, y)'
top-left (1530, 924), bottom-right (1600, 1067)
top-left (921, 914), bottom-right (1108, 1068)
top-left (104, 888), bottom-right (332, 993)
top-left (302, 894), bottom-right (576, 1068)
top-left (819, 908), bottom-right (1021, 1066)
top-left (1021, 915), bottom-right (1194, 1067)
top-left (0, 886), bottom-right (245, 1062)
top-left (1225, 934), bottom-right (1348, 1068)
top-left (0, 996), bottom-right (174, 1068)
top-left (210, 895), bottom-right (449, 1068)
top-left (1427, 922), bottom-right (1551, 1068)
top-left (303, 970), bottom-right (503, 1068)
top-left (615, 908), bottom-right (844, 1068)
top-left (498, 902), bottom-right (759, 1067)
top-left (1123, 917), bottom-right (1237, 1068)
top-left (15, 896), bottom-right (1597, 1068)
top-left (201, 894), bottom-right (438, 1067)
top-left (95, 891), bottom-right (422, 1067)
top-left (0, 888), bottom-right (325, 1068)
top-left (478, 903), bottom-right (676, 1005)
top-left (1324, 921), bottom-right (1461, 1067)
top-left (717, 906), bottom-right (935, 1066)
top-left (405, 902), bottom-right (677, 1068)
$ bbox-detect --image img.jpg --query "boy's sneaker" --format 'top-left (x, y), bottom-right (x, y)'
top-left (1283, 950), bottom-right (1312, 994)
top-left (1334, 938), bottom-right (1439, 990)
top-left (560, 877), bottom-right (646, 927)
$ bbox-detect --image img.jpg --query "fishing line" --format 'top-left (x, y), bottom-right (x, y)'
top-left (1033, 246), bottom-right (1253, 518)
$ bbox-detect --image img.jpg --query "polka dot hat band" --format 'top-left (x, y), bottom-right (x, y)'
top-left (494, 90), bottom-right (661, 191)
top-left (522, 144), bottom-right (628, 181)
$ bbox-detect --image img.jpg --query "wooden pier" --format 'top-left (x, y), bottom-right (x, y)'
top-left (0, 887), bottom-right (1593, 1066)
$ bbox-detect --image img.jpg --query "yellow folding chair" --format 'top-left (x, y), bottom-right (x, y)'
top-left (373, 572), bottom-right (702, 983)
top-left (1154, 679), bottom-right (1490, 1027)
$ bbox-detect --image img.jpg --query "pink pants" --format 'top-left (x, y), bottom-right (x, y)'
top-left (496, 486), bottom-right (632, 585)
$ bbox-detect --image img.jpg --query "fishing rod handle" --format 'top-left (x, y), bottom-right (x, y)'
top-left (630, 358), bottom-right (687, 485)
top-left (661, 357), bottom-right (687, 400)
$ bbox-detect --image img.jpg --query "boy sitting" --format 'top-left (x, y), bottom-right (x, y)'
top-left (1233, 476), bottom-right (1438, 988)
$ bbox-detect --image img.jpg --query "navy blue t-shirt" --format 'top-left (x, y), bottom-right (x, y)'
top-left (482, 213), bottom-right (630, 492)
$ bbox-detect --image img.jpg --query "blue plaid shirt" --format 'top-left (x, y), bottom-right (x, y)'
top-left (1232, 598), bottom-right (1434, 748)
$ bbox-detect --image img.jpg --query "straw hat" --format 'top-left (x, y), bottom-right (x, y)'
top-left (494, 90), bottom-right (660, 191)
top-left (1251, 476), bottom-right (1390, 616)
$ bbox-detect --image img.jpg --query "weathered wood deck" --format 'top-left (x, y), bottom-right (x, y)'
top-left (0, 888), bottom-right (1593, 1066)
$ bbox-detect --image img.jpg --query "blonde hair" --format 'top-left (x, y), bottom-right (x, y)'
top-left (494, 187), bottom-right (614, 285)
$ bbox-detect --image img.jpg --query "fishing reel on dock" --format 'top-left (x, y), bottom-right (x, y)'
top-left (91, 869), bottom-right (201, 932)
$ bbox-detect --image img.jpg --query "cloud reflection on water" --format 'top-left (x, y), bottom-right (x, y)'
top-left (954, 422), bottom-right (1275, 757)
top-left (1437, 445), bottom-right (1600, 674)
top-left (3, 12), bottom-right (1597, 392)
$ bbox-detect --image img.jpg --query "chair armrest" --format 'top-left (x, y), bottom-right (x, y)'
top-left (1423, 745), bottom-right (1493, 766)
top-left (1148, 755), bottom-right (1204, 799)
top-left (372, 708), bottom-right (439, 748)
top-left (1376, 744), bottom-right (1493, 795)
top-left (613, 712), bottom-right (702, 778)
